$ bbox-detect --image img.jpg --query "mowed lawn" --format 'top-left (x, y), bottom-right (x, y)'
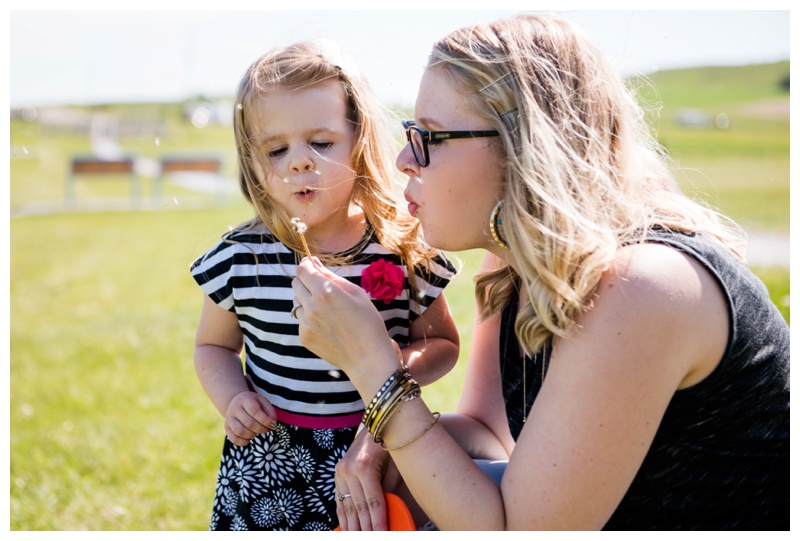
top-left (9, 62), bottom-right (789, 530)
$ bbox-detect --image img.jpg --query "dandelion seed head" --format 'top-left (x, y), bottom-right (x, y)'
top-left (290, 217), bottom-right (308, 234)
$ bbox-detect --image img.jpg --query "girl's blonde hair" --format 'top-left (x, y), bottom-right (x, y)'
top-left (429, 13), bottom-right (746, 354)
top-left (233, 41), bottom-right (436, 269)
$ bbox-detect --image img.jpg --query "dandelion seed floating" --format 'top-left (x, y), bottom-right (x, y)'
top-left (290, 217), bottom-right (312, 259)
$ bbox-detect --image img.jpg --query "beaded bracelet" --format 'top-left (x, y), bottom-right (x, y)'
top-left (372, 380), bottom-right (421, 444)
top-left (362, 366), bottom-right (421, 444)
top-left (381, 412), bottom-right (441, 452)
top-left (362, 366), bottom-right (409, 433)
top-left (369, 376), bottom-right (419, 443)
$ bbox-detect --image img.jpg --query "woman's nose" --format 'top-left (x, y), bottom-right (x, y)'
top-left (396, 142), bottom-right (419, 177)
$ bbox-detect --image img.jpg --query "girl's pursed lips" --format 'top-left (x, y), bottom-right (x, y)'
top-left (294, 188), bottom-right (316, 202)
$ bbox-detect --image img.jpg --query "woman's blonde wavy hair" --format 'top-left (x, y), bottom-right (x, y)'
top-left (232, 41), bottom-right (436, 271)
top-left (428, 13), bottom-right (746, 355)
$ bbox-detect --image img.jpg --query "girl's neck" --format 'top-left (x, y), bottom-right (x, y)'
top-left (304, 203), bottom-right (367, 254)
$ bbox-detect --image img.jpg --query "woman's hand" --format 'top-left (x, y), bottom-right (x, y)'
top-left (334, 429), bottom-right (395, 530)
top-left (292, 257), bottom-right (399, 390)
top-left (224, 391), bottom-right (277, 446)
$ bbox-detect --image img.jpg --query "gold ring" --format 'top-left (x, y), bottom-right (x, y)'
top-left (290, 304), bottom-right (301, 319)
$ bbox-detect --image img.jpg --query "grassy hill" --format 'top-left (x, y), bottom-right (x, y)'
top-left (630, 62), bottom-right (790, 232)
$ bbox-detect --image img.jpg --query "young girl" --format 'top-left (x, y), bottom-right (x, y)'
top-left (190, 41), bottom-right (459, 531)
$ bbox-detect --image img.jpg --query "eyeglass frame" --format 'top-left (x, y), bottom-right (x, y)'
top-left (402, 120), bottom-right (500, 167)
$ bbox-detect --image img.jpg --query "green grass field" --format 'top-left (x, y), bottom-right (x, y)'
top-left (9, 62), bottom-right (789, 530)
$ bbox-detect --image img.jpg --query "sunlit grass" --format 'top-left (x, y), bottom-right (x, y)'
top-left (10, 210), bottom-right (786, 529)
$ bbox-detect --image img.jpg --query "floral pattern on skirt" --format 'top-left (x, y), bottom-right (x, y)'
top-left (209, 422), bottom-right (358, 531)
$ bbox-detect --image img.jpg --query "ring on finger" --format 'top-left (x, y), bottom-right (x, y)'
top-left (337, 493), bottom-right (352, 502)
top-left (290, 304), bottom-right (301, 319)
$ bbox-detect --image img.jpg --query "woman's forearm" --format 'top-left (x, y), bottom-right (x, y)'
top-left (377, 398), bottom-right (507, 530)
top-left (438, 412), bottom-right (510, 461)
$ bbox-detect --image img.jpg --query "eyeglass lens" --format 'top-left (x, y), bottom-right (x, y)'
top-left (408, 128), bottom-right (426, 166)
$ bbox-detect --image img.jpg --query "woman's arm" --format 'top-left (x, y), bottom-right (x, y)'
top-left (453, 252), bottom-right (515, 459)
top-left (194, 294), bottom-right (277, 446)
top-left (334, 293), bottom-right (459, 530)
top-left (294, 244), bottom-right (728, 529)
top-left (499, 243), bottom-right (728, 529)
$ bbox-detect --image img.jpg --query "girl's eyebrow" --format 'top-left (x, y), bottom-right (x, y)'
top-left (259, 127), bottom-right (340, 145)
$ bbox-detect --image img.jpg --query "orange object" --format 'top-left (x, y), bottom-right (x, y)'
top-left (333, 492), bottom-right (415, 531)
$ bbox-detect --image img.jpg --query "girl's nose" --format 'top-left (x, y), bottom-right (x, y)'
top-left (290, 147), bottom-right (315, 173)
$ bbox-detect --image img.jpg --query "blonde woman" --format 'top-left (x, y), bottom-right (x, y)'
top-left (292, 14), bottom-right (789, 530)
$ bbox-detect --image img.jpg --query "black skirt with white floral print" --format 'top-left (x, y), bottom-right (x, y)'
top-left (209, 422), bottom-right (358, 531)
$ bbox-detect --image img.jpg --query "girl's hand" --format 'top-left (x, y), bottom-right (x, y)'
top-left (293, 258), bottom-right (398, 385)
top-left (224, 391), bottom-right (277, 446)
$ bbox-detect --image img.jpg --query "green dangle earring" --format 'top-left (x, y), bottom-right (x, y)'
top-left (489, 200), bottom-right (510, 251)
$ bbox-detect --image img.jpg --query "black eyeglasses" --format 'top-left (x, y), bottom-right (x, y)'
top-left (402, 120), bottom-right (500, 167)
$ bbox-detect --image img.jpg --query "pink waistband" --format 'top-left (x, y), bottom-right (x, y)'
top-left (274, 407), bottom-right (364, 430)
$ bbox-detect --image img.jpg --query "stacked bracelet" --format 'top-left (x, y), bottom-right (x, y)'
top-left (361, 366), bottom-right (409, 433)
top-left (381, 412), bottom-right (441, 452)
top-left (361, 366), bottom-right (421, 445)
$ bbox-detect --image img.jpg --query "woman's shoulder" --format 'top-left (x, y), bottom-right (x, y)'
top-left (602, 241), bottom-right (728, 322)
top-left (594, 242), bottom-right (729, 386)
top-left (582, 243), bottom-right (730, 343)
top-left (610, 241), bottom-right (707, 296)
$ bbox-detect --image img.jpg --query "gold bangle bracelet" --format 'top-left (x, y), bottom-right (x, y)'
top-left (372, 385), bottom-right (421, 444)
top-left (362, 367), bottom-right (410, 431)
top-left (367, 374), bottom-right (411, 429)
top-left (371, 381), bottom-right (417, 442)
top-left (369, 385), bottom-right (407, 440)
top-left (381, 412), bottom-right (441, 452)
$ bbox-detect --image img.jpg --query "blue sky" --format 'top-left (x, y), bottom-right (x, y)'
top-left (8, 6), bottom-right (792, 108)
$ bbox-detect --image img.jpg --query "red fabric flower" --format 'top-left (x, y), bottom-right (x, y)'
top-left (361, 259), bottom-right (405, 304)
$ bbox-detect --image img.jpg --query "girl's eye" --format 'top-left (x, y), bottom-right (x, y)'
top-left (310, 141), bottom-right (333, 151)
top-left (267, 147), bottom-right (287, 158)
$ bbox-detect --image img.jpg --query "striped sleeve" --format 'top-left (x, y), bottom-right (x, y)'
top-left (409, 253), bottom-right (458, 317)
top-left (190, 237), bottom-right (239, 311)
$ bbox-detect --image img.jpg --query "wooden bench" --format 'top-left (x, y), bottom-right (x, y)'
top-left (66, 155), bottom-right (140, 206)
top-left (154, 155), bottom-right (225, 199)
top-left (159, 157), bottom-right (222, 175)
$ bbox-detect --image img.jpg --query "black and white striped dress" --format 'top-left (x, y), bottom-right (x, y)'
top-left (190, 224), bottom-right (456, 530)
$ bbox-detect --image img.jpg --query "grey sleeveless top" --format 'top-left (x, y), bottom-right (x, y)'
top-left (500, 229), bottom-right (789, 530)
